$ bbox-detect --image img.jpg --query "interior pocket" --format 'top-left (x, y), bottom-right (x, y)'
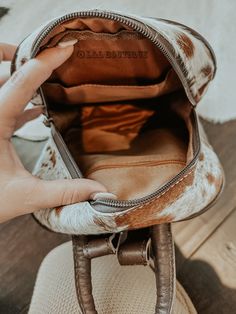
top-left (43, 28), bottom-right (171, 86)
top-left (68, 128), bottom-right (187, 200)
top-left (86, 160), bottom-right (185, 200)
top-left (39, 16), bottom-right (192, 201)
top-left (43, 68), bottom-right (181, 105)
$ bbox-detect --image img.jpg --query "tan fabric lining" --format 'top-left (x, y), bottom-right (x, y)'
top-left (44, 68), bottom-right (181, 105)
top-left (72, 128), bottom-right (188, 200)
top-left (45, 29), bottom-right (171, 86)
top-left (40, 17), bottom-right (193, 200)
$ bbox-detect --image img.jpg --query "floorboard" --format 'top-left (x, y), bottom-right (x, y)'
top-left (177, 208), bottom-right (236, 314)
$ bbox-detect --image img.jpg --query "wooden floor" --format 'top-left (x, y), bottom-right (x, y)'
top-left (0, 119), bottom-right (236, 313)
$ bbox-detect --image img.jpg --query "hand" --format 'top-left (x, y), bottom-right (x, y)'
top-left (0, 42), bottom-right (107, 223)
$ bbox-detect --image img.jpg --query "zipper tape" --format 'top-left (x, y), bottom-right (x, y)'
top-left (30, 10), bottom-right (201, 208)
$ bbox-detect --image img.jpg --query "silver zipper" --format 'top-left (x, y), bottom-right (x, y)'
top-left (91, 110), bottom-right (200, 208)
top-left (30, 10), bottom-right (201, 208)
top-left (30, 10), bottom-right (197, 105)
top-left (47, 110), bottom-right (200, 208)
top-left (51, 124), bottom-right (83, 179)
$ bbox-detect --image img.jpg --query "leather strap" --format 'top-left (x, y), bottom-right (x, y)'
top-left (72, 224), bottom-right (175, 314)
top-left (151, 224), bottom-right (176, 314)
top-left (83, 233), bottom-right (118, 259)
top-left (118, 237), bottom-right (151, 265)
top-left (72, 235), bottom-right (97, 314)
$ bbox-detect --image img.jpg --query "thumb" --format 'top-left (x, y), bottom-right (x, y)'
top-left (28, 178), bottom-right (112, 211)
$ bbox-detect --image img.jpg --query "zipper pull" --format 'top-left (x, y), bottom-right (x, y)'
top-left (43, 117), bottom-right (54, 127)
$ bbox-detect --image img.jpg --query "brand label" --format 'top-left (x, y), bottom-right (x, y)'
top-left (77, 50), bottom-right (148, 59)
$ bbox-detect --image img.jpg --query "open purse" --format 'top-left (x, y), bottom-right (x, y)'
top-left (12, 10), bottom-right (224, 314)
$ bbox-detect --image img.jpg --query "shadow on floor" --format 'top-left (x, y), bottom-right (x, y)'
top-left (175, 245), bottom-right (236, 314)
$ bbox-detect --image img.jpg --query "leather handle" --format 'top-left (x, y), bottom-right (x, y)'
top-left (72, 224), bottom-right (175, 314)
top-left (118, 237), bottom-right (151, 266)
top-left (151, 224), bottom-right (176, 314)
top-left (72, 235), bottom-right (97, 314)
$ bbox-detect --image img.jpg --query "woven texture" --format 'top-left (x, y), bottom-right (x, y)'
top-left (29, 242), bottom-right (197, 314)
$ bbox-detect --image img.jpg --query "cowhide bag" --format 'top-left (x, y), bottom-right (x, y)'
top-left (12, 10), bottom-right (224, 314)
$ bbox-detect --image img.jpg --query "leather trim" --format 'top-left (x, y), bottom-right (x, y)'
top-left (151, 224), bottom-right (175, 314)
top-left (72, 235), bottom-right (97, 314)
top-left (72, 225), bottom-right (175, 314)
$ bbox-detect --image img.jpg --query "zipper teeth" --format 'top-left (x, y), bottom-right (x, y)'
top-left (51, 125), bottom-right (83, 179)
top-left (31, 10), bottom-right (195, 105)
top-left (31, 10), bottom-right (201, 207)
top-left (39, 86), bottom-right (84, 179)
top-left (94, 111), bottom-right (200, 207)
top-left (45, 29), bottom-right (143, 48)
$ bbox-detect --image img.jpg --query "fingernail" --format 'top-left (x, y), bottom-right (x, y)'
top-left (90, 192), bottom-right (118, 201)
top-left (57, 39), bottom-right (78, 48)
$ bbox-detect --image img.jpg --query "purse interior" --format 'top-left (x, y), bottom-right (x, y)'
top-left (40, 17), bottom-right (194, 201)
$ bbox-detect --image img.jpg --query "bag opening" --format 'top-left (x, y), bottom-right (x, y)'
top-left (39, 17), bottom-right (194, 201)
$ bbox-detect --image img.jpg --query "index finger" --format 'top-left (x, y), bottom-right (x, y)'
top-left (0, 43), bottom-right (17, 62)
top-left (0, 42), bottom-right (76, 119)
